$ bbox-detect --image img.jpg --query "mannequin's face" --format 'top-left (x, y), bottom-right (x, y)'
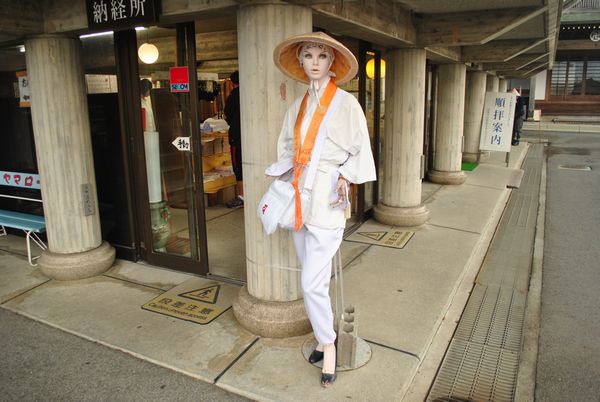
top-left (300, 45), bottom-right (333, 83)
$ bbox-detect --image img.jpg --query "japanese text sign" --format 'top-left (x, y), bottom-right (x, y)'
top-left (16, 71), bottom-right (30, 107)
top-left (172, 136), bottom-right (191, 151)
top-left (169, 67), bottom-right (190, 93)
top-left (479, 92), bottom-right (516, 153)
top-left (86, 0), bottom-right (158, 32)
top-left (0, 171), bottom-right (41, 189)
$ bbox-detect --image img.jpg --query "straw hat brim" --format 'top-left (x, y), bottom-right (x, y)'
top-left (273, 32), bottom-right (358, 86)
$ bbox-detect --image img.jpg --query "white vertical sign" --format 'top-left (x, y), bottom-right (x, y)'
top-left (479, 92), bottom-right (516, 153)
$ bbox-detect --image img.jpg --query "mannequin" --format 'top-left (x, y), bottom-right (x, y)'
top-left (270, 32), bottom-right (376, 387)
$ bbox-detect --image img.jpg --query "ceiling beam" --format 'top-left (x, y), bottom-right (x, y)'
top-left (462, 38), bottom-right (549, 63)
top-left (289, 0), bottom-right (416, 46)
top-left (0, 0), bottom-right (43, 36)
top-left (425, 45), bottom-right (461, 63)
top-left (481, 53), bottom-right (548, 71)
top-left (416, 6), bottom-right (548, 46)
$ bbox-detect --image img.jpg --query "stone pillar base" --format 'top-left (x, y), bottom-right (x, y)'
top-left (374, 203), bottom-right (430, 227)
top-left (428, 170), bottom-right (467, 185)
top-left (39, 241), bottom-right (115, 281)
top-left (233, 286), bottom-right (311, 338)
top-left (462, 152), bottom-right (479, 163)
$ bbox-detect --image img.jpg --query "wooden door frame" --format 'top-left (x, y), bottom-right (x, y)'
top-left (114, 23), bottom-right (208, 275)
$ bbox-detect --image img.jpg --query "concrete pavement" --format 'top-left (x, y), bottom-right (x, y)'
top-left (0, 308), bottom-right (248, 402)
top-left (0, 143), bottom-right (529, 401)
top-left (535, 132), bottom-right (600, 401)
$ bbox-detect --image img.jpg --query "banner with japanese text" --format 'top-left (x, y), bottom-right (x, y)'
top-left (479, 92), bottom-right (516, 153)
top-left (0, 171), bottom-right (41, 189)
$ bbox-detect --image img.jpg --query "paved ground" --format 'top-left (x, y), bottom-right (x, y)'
top-left (0, 308), bottom-right (248, 402)
top-left (536, 131), bottom-right (600, 401)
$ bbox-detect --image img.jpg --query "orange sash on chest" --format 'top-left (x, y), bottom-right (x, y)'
top-left (292, 80), bottom-right (338, 231)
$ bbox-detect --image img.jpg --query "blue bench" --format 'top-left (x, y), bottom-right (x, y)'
top-left (0, 170), bottom-right (46, 266)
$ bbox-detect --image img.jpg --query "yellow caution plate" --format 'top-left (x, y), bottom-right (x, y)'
top-left (347, 221), bottom-right (414, 249)
top-left (142, 279), bottom-right (238, 325)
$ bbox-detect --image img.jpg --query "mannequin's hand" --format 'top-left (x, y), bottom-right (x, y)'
top-left (330, 177), bottom-right (349, 208)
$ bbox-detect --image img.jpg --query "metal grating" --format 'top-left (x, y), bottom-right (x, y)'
top-left (428, 339), bottom-right (519, 402)
top-left (428, 145), bottom-right (545, 402)
top-left (453, 284), bottom-right (526, 352)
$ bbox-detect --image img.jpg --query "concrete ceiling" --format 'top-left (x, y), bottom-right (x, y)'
top-left (0, 0), bottom-right (563, 78)
top-left (396, 0), bottom-right (545, 14)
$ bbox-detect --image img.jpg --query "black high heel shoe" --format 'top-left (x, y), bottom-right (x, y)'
top-left (320, 344), bottom-right (337, 388)
top-left (320, 372), bottom-right (337, 388)
top-left (308, 349), bottom-right (323, 364)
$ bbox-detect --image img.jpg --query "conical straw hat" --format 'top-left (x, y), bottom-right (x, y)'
top-left (273, 32), bottom-right (358, 85)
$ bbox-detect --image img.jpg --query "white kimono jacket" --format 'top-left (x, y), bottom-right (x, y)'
top-left (275, 78), bottom-right (377, 229)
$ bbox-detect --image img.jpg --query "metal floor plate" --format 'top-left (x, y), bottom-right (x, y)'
top-left (428, 144), bottom-right (544, 402)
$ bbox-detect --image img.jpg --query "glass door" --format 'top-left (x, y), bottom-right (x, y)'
top-left (337, 41), bottom-right (381, 230)
top-left (115, 23), bottom-right (207, 274)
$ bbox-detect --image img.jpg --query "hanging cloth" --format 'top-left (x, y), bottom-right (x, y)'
top-left (292, 80), bottom-right (338, 231)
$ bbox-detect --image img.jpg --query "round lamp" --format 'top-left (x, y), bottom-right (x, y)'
top-left (366, 58), bottom-right (386, 79)
top-left (138, 43), bottom-right (159, 64)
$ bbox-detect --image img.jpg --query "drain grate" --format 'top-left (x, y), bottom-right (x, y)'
top-left (557, 164), bottom-right (591, 171)
top-left (428, 144), bottom-right (545, 402)
top-left (427, 339), bottom-right (519, 402)
top-left (453, 284), bottom-right (526, 352)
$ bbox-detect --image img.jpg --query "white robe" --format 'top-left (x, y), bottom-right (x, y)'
top-left (275, 78), bottom-right (377, 229)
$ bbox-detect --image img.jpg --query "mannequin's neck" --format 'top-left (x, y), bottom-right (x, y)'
top-left (312, 76), bottom-right (331, 93)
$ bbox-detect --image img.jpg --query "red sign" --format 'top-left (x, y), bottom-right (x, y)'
top-left (169, 67), bottom-right (189, 93)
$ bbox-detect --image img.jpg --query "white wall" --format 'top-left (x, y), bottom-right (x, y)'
top-left (534, 70), bottom-right (547, 100)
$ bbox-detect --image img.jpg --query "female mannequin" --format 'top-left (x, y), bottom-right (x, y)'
top-left (271, 32), bottom-right (376, 387)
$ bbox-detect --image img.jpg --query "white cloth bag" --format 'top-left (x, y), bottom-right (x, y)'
top-left (257, 89), bottom-right (345, 235)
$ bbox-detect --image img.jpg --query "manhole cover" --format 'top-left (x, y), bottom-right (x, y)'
top-left (558, 164), bottom-right (592, 171)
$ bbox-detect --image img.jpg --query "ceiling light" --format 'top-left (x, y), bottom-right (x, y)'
top-left (138, 43), bottom-right (159, 64)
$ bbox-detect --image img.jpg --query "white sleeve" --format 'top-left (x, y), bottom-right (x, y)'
top-left (337, 99), bottom-right (377, 184)
top-left (276, 105), bottom-right (298, 162)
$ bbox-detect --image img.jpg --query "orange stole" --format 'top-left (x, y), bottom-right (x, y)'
top-left (292, 80), bottom-right (338, 231)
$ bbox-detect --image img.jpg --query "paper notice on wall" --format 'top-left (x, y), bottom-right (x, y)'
top-left (86, 74), bottom-right (118, 94)
top-left (479, 92), bottom-right (516, 153)
top-left (16, 71), bottom-right (30, 107)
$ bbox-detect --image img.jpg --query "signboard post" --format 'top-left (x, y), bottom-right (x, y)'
top-left (479, 92), bottom-right (516, 166)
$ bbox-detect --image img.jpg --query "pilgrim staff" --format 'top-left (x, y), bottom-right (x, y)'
top-left (271, 32), bottom-right (376, 387)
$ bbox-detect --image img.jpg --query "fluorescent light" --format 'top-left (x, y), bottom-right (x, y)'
top-left (80, 31), bottom-right (113, 39)
top-left (135, 27), bottom-right (147, 31)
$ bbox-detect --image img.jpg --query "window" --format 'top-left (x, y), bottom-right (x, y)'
top-left (551, 57), bottom-right (600, 97)
top-left (586, 61), bottom-right (600, 96)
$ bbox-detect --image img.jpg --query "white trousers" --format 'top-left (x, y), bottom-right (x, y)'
top-left (292, 223), bottom-right (344, 345)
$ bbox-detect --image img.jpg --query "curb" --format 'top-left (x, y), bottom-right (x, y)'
top-left (514, 145), bottom-right (547, 401)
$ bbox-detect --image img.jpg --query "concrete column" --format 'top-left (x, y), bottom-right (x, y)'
top-left (429, 64), bottom-right (467, 185)
top-left (486, 74), bottom-right (499, 92)
top-left (462, 71), bottom-right (487, 163)
top-left (232, 3), bottom-right (313, 337)
top-left (374, 49), bottom-right (429, 227)
top-left (25, 35), bottom-right (115, 280)
top-left (498, 78), bottom-right (508, 93)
